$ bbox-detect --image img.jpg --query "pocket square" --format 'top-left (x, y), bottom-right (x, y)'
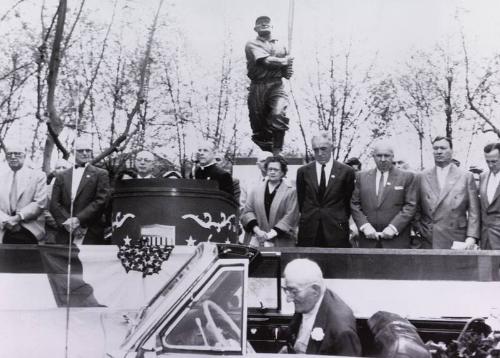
top-left (394, 186), bottom-right (404, 190)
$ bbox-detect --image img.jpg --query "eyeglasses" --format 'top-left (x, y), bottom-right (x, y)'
top-left (282, 284), bottom-right (311, 297)
top-left (76, 149), bottom-right (92, 153)
top-left (136, 158), bottom-right (153, 162)
top-left (6, 152), bottom-right (25, 158)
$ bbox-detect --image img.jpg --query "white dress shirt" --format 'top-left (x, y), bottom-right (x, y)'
top-left (294, 291), bottom-right (325, 354)
top-left (315, 157), bottom-right (334, 187)
top-left (487, 171), bottom-right (500, 204)
top-left (436, 165), bottom-right (451, 191)
top-left (137, 174), bottom-right (154, 179)
top-left (71, 164), bottom-right (88, 200)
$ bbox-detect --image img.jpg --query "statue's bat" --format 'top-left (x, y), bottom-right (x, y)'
top-left (287, 0), bottom-right (295, 55)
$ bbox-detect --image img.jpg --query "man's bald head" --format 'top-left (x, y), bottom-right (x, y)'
top-left (283, 259), bottom-right (326, 313)
top-left (372, 140), bottom-right (395, 172)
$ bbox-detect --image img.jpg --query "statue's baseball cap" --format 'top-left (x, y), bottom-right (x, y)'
top-left (255, 16), bottom-right (271, 26)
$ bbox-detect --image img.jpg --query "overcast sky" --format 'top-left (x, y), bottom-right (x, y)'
top-left (2, 0), bottom-right (500, 167)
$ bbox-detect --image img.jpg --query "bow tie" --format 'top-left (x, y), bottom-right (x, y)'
top-left (74, 164), bottom-right (85, 169)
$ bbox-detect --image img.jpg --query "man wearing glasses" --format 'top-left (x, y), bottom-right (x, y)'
top-left (135, 150), bottom-right (156, 179)
top-left (0, 144), bottom-right (47, 244)
top-left (280, 259), bottom-right (361, 356)
top-left (50, 138), bottom-right (110, 244)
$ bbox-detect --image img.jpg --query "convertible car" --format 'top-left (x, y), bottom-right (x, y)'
top-left (0, 242), bottom-right (499, 357)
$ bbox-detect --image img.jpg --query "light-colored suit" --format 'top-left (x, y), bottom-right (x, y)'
top-left (351, 168), bottom-right (417, 248)
top-left (416, 164), bottom-right (480, 249)
top-left (479, 171), bottom-right (500, 249)
top-left (240, 179), bottom-right (299, 246)
top-left (0, 165), bottom-right (47, 243)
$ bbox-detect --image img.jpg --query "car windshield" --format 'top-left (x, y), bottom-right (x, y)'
top-left (125, 243), bottom-right (219, 339)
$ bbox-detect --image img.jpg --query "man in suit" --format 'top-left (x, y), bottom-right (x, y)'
top-left (479, 142), bottom-right (500, 249)
top-left (296, 131), bottom-right (355, 247)
top-left (280, 258), bottom-right (361, 356)
top-left (415, 136), bottom-right (480, 249)
top-left (193, 140), bottom-right (234, 198)
top-left (351, 141), bottom-right (417, 248)
top-left (0, 144), bottom-right (47, 244)
top-left (50, 138), bottom-right (110, 244)
top-left (135, 150), bottom-right (156, 179)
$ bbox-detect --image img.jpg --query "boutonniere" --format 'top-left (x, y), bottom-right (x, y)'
top-left (311, 327), bottom-right (325, 341)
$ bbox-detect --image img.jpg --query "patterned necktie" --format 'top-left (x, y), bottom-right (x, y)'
top-left (318, 164), bottom-right (326, 199)
top-left (377, 172), bottom-right (385, 204)
top-left (9, 171), bottom-right (18, 214)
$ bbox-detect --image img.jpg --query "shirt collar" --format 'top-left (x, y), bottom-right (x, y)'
top-left (303, 290), bottom-right (325, 321)
top-left (316, 156), bottom-right (333, 169)
top-left (200, 162), bottom-right (216, 170)
top-left (256, 35), bottom-right (277, 43)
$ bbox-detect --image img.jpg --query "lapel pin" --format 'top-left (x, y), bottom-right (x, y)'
top-left (86, 175), bottom-right (91, 178)
top-left (330, 175), bottom-right (335, 179)
top-left (386, 182), bottom-right (391, 186)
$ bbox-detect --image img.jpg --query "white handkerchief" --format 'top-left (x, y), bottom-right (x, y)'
top-left (451, 241), bottom-right (468, 250)
top-left (394, 186), bottom-right (404, 190)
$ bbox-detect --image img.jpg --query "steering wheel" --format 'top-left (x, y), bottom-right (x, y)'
top-left (202, 300), bottom-right (241, 347)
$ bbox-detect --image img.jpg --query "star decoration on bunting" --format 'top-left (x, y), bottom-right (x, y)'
top-left (186, 236), bottom-right (197, 246)
top-left (117, 237), bottom-right (173, 277)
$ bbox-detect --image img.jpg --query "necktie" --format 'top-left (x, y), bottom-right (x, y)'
top-left (318, 164), bottom-right (326, 199)
top-left (9, 171), bottom-right (18, 214)
top-left (377, 172), bottom-right (385, 204)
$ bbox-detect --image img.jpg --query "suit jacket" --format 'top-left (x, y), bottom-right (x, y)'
top-left (194, 163), bottom-right (234, 198)
top-left (0, 166), bottom-right (47, 243)
top-left (296, 160), bottom-right (355, 247)
top-left (479, 171), bottom-right (500, 249)
top-left (50, 164), bottom-right (110, 244)
top-left (240, 179), bottom-right (299, 246)
top-left (287, 289), bottom-right (362, 356)
top-left (416, 164), bottom-right (480, 249)
top-left (351, 168), bottom-right (417, 248)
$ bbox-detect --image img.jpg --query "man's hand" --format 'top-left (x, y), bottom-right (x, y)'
top-left (464, 237), bottom-right (478, 250)
top-left (362, 223), bottom-right (378, 240)
top-left (63, 217), bottom-right (80, 233)
top-left (253, 227), bottom-right (268, 243)
top-left (381, 226), bottom-right (397, 240)
top-left (277, 345), bottom-right (288, 354)
top-left (3, 215), bottom-right (21, 228)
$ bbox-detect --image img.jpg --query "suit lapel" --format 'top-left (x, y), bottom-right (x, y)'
top-left (268, 181), bottom-right (286, 226)
top-left (308, 163), bottom-right (319, 194)
top-left (424, 169), bottom-right (440, 208)
top-left (75, 165), bottom-right (93, 200)
top-left (15, 167), bottom-right (30, 201)
top-left (366, 169), bottom-right (377, 207)
top-left (323, 160), bottom-right (338, 199)
top-left (255, 181), bottom-right (270, 228)
top-left (306, 293), bottom-right (328, 354)
top-left (435, 165), bottom-right (460, 208)
top-left (490, 175), bottom-right (500, 207)
top-left (378, 169), bottom-right (397, 207)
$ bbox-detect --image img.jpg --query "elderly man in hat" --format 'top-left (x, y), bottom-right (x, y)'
top-left (280, 258), bottom-right (361, 356)
top-left (0, 143), bottom-right (47, 244)
top-left (245, 16), bottom-right (294, 155)
top-left (50, 137), bottom-right (110, 244)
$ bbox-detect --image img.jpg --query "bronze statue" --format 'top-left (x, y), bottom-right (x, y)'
top-left (245, 16), bottom-right (293, 155)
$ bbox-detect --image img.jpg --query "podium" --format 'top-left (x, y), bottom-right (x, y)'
top-left (111, 179), bottom-right (239, 246)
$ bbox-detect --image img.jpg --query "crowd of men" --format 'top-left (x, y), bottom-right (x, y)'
top-left (237, 133), bottom-right (500, 251)
top-left (1, 133), bottom-right (500, 251)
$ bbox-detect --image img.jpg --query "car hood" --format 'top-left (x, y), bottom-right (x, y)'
top-left (0, 307), bottom-right (137, 358)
